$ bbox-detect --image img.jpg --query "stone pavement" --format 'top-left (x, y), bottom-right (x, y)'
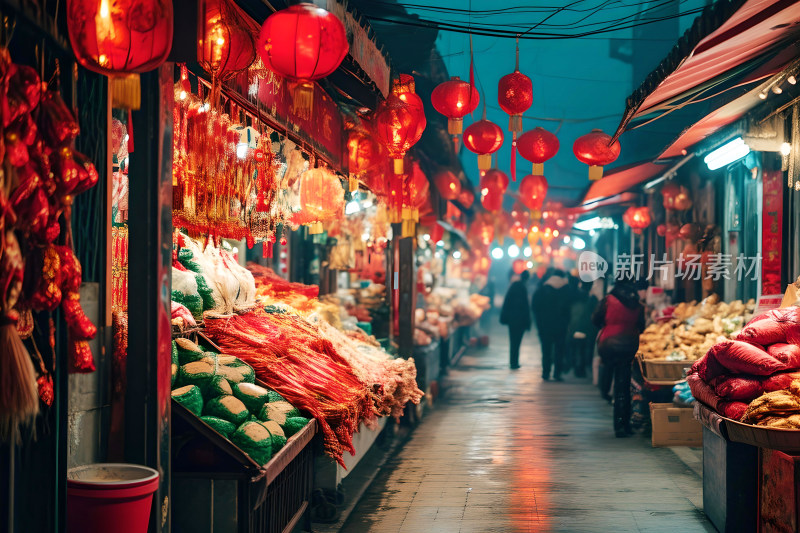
top-left (339, 324), bottom-right (715, 533)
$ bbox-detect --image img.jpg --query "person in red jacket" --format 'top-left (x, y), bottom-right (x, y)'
top-left (592, 274), bottom-right (645, 437)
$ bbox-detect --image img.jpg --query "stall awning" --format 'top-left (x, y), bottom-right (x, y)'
top-left (614, 0), bottom-right (800, 139)
top-left (580, 161), bottom-right (667, 205)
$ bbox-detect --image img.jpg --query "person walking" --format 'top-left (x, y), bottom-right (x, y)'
top-left (532, 269), bottom-right (571, 381)
top-left (566, 281), bottom-right (599, 378)
top-left (499, 270), bottom-right (531, 370)
top-left (592, 274), bottom-right (645, 437)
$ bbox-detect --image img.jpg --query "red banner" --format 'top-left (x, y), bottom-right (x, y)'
top-left (762, 170), bottom-right (783, 295)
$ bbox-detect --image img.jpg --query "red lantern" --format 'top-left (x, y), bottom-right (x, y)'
top-left (623, 206), bottom-right (652, 234)
top-left (509, 221), bottom-right (528, 247)
top-left (296, 167), bottom-right (345, 234)
top-left (512, 259), bottom-right (527, 275)
top-left (435, 170), bottom-right (461, 201)
top-left (573, 129), bottom-right (621, 181)
top-left (479, 170), bottom-right (508, 212)
top-left (405, 161), bottom-right (429, 215)
top-left (656, 224), bottom-right (667, 237)
top-left (517, 127), bottom-right (559, 175)
top-left (66, 0), bottom-right (172, 75)
top-left (431, 76), bottom-right (480, 135)
top-left (463, 119), bottom-right (504, 170)
top-left (257, 3), bottom-right (348, 82)
top-left (348, 129), bottom-right (383, 191)
top-left (458, 189), bottom-right (474, 209)
top-left (374, 75), bottom-right (426, 174)
top-left (468, 218), bottom-right (495, 248)
top-left (497, 46), bottom-right (533, 133)
top-left (661, 182), bottom-right (680, 209)
top-left (518, 174), bottom-right (548, 216)
top-left (673, 187), bottom-right (693, 211)
top-left (199, 0), bottom-right (256, 81)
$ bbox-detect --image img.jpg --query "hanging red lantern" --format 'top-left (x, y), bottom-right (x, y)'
top-left (458, 189), bottom-right (474, 209)
top-left (435, 170), bottom-right (461, 201)
top-left (468, 218), bottom-right (495, 248)
top-left (573, 129), bottom-right (621, 181)
top-left (623, 206), bottom-right (652, 234)
top-left (497, 42), bottom-right (533, 133)
top-left (198, 0), bottom-right (256, 81)
top-left (463, 118), bottom-right (503, 170)
top-left (374, 75), bottom-right (426, 174)
top-left (404, 160), bottom-right (429, 226)
top-left (661, 182), bottom-right (680, 209)
top-left (296, 167), bottom-right (345, 234)
top-left (673, 187), bottom-right (693, 211)
top-left (348, 129), bottom-right (383, 192)
top-left (257, 3), bottom-right (348, 82)
top-left (512, 259), bottom-right (527, 275)
top-left (518, 174), bottom-right (548, 217)
top-left (479, 169), bottom-right (508, 212)
top-left (517, 127), bottom-right (559, 175)
top-left (509, 221), bottom-right (528, 247)
top-left (431, 76), bottom-right (480, 135)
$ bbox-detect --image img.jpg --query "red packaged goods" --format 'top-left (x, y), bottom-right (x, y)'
top-left (690, 350), bottom-right (733, 381)
top-left (710, 340), bottom-right (784, 376)
top-left (719, 401), bottom-right (748, 421)
top-left (767, 343), bottom-right (800, 366)
top-left (737, 307), bottom-right (800, 346)
top-left (687, 374), bottom-right (747, 420)
top-left (712, 375), bottom-right (763, 402)
top-left (763, 372), bottom-right (800, 392)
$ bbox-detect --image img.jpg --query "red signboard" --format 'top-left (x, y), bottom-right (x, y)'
top-left (762, 170), bottom-right (783, 295)
top-left (231, 71), bottom-right (344, 171)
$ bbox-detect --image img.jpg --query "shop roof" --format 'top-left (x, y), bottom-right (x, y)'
top-left (614, 0), bottom-right (800, 140)
top-left (580, 161), bottom-right (667, 205)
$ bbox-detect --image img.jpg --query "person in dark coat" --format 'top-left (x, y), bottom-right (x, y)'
top-left (566, 281), bottom-right (599, 378)
top-left (532, 269), bottom-right (572, 381)
top-left (500, 270), bottom-right (531, 369)
top-left (592, 274), bottom-right (646, 437)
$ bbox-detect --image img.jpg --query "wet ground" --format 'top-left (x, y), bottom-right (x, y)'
top-left (339, 324), bottom-right (715, 533)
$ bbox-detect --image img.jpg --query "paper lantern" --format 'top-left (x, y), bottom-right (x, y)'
top-left (468, 219), bottom-right (494, 247)
top-left (297, 167), bottom-right (345, 234)
top-left (198, 0), bottom-right (256, 81)
top-left (405, 161), bottom-right (429, 215)
top-left (623, 206), bottom-right (652, 234)
top-left (257, 3), bottom-right (348, 82)
top-left (66, 0), bottom-right (172, 75)
top-left (512, 259), bottom-right (527, 275)
top-left (458, 189), bottom-right (474, 209)
top-left (374, 75), bottom-right (426, 174)
top-left (518, 174), bottom-right (548, 217)
top-left (434, 171), bottom-right (461, 201)
top-left (347, 129), bottom-right (383, 191)
top-left (498, 60), bottom-right (533, 133)
top-left (463, 119), bottom-right (504, 170)
top-left (431, 76), bottom-right (480, 135)
top-left (673, 187), bottom-right (693, 211)
top-left (509, 221), bottom-right (528, 247)
top-left (573, 129), bottom-right (621, 181)
top-left (517, 127), bottom-right (559, 175)
top-left (661, 182), bottom-right (680, 209)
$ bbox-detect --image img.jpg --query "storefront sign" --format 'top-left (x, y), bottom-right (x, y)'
top-left (754, 294), bottom-right (783, 315)
top-left (762, 170), bottom-right (783, 295)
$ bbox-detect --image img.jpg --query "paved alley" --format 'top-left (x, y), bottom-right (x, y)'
top-left (340, 325), bottom-right (715, 533)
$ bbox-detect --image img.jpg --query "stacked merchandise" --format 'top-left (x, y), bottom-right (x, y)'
top-left (688, 307), bottom-right (800, 423)
top-left (639, 296), bottom-right (755, 362)
top-left (171, 338), bottom-right (309, 465)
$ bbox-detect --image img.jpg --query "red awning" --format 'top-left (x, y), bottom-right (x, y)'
top-left (581, 162), bottom-right (666, 205)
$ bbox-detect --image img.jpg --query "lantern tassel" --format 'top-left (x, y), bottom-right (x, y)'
top-left (111, 74), bottom-right (141, 110)
top-left (511, 135), bottom-right (517, 182)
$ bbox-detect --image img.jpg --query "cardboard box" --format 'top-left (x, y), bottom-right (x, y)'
top-left (650, 403), bottom-right (703, 447)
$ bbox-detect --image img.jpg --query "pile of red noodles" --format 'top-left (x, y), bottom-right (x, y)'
top-left (247, 263), bottom-right (319, 299)
top-left (204, 310), bottom-right (375, 465)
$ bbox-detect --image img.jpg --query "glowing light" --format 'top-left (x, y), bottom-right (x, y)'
top-left (523, 247), bottom-right (532, 257)
top-left (179, 90), bottom-right (187, 100)
top-left (345, 201), bottom-right (360, 215)
top-left (563, 235), bottom-right (570, 244)
top-left (572, 237), bottom-right (586, 250)
top-left (508, 244), bottom-right (520, 258)
top-left (422, 234), bottom-right (431, 241)
top-left (527, 261), bottom-right (534, 268)
top-left (789, 75), bottom-right (797, 85)
top-left (453, 250), bottom-right (462, 259)
top-left (491, 247), bottom-right (504, 260)
top-left (781, 142), bottom-right (792, 156)
top-left (236, 142), bottom-right (248, 159)
top-left (437, 240), bottom-right (445, 247)
top-left (704, 137), bottom-right (750, 171)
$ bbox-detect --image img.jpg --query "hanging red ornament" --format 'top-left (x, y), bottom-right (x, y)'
top-left (623, 206), bottom-right (652, 234)
top-left (673, 187), bottom-right (693, 211)
top-left (517, 127), bottom-right (559, 175)
top-left (403, 160), bottom-right (429, 228)
top-left (431, 76), bottom-right (480, 136)
top-left (374, 75), bottom-right (426, 174)
top-left (656, 224), bottom-right (667, 237)
top-left (518, 174), bottom-right (548, 217)
top-left (661, 182), bottom-right (680, 209)
top-left (463, 117), bottom-right (504, 171)
top-left (347, 128), bottom-right (383, 192)
top-left (573, 129), bottom-right (621, 181)
top-left (497, 40), bottom-right (533, 133)
top-left (295, 167), bottom-right (345, 234)
top-left (257, 3), bottom-right (348, 82)
top-left (458, 189), bottom-right (474, 209)
top-left (434, 170), bottom-right (461, 201)
top-left (512, 259), bottom-right (527, 275)
top-left (198, 0), bottom-right (256, 82)
top-left (508, 221), bottom-right (528, 247)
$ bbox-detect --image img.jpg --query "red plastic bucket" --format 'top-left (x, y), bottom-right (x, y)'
top-left (67, 463), bottom-right (159, 533)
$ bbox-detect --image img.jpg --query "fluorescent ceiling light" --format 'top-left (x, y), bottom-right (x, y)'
top-left (573, 217), bottom-right (615, 232)
top-left (704, 137), bottom-right (750, 171)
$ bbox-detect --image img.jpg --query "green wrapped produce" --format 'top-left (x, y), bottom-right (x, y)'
top-left (171, 342), bottom-right (179, 387)
top-left (206, 375), bottom-right (232, 399)
top-left (231, 421), bottom-right (273, 465)
top-left (172, 292), bottom-right (203, 319)
top-left (225, 360), bottom-right (255, 383)
top-left (282, 417), bottom-right (310, 438)
top-left (200, 416), bottom-right (236, 438)
top-left (172, 385), bottom-right (203, 416)
top-left (266, 390), bottom-right (286, 403)
top-left (217, 355), bottom-right (239, 365)
top-left (216, 364), bottom-right (245, 384)
top-left (175, 338), bottom-right (205, 365)
top-left (178, 361), bottom-right (215, 394)
top-left (258, 401), bottom-right (298, 425)
top-left (177, 248), bottom-right (194, 263)
top-left (232, 383), bottom-right (270, 413)
top-left (195, 275), bottom-right (215, 310)
top-left (203, 395), bottom-right (249, 426)
top-left (261, 421), bottom-right (287, 454)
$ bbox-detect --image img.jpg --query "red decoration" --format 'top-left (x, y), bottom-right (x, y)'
top-left (374, 75), bottom-right (426, 174)
top-left (405, 161), bottom-right (430, 216)
top-left (431, 76), bottom-right (480, 135)
top-left (679, 222), bottom-right (702, 242)
top-left (257, 3), bottom-right (347, 82)
top-left (623, 206), bottom-right (652, 234)
top-left (656, 224), bottom-right (667, 237)
top-left (661, 182), bottom-right (680, 209)
top-left (517, 127), bottom-right (559, 175)
top-left (463, 119), bottom-right (504, 170)
top-left (512, 259), bottom-right (527, 275)
top-left (468, 217), bottom-right (495, 248)
top-left (457, 189), bottom-right (474, 209)
top-left (347, 128), bottom-right (383, 191)
top-left (66, 0), bottom-right (173, 75)
top-left (508, 221), bottom-right (528, 247)
top-left (198, 0), bottom-right (256, 81)
top-left (497, 43), bottom-right (533, 133)
top-left (573, 129), bottom-right (621, 181)
top-left (434, 171), bottom-right (461, 201)
top-left (518, 174), bottom-right (548, 216)
top-left (673, 187), bottom-right (693, 211)
top-left (295, 167), bottom-right (345, 234)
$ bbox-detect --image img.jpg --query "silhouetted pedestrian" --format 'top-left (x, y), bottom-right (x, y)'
top-left (532, 269), bottom-right (571, 381)
top-left (500, 270), bottom-right (531, 369)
